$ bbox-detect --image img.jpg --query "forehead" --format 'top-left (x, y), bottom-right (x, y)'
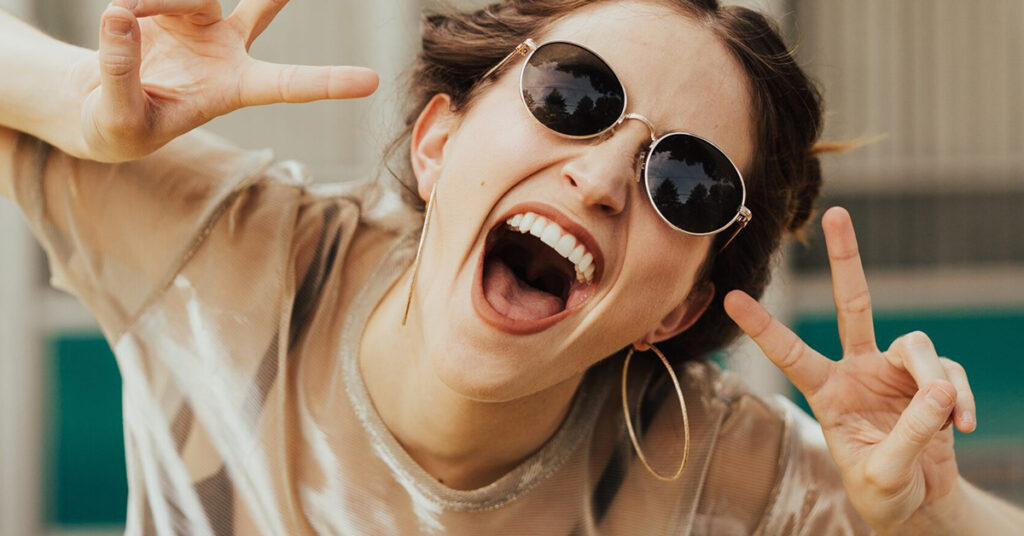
top-left (538, 1), bottom-right (755, 172)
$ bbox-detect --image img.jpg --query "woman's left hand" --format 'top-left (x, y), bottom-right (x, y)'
top-left (723, 207), bottom-right (976, 533)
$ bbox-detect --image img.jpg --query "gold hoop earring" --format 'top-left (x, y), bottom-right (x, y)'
top-left (402, 184), bottom-right (437, 326)
top-left (621, 345), bottom-right (690, 481)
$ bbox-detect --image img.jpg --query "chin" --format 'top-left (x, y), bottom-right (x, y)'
top-left (428, 328), bottom-right (559, 403)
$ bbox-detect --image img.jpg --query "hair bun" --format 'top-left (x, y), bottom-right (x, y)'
top-left (786, 153), bottom-right (823, 238)
top-left (787, 139), bottom-right (869, 236)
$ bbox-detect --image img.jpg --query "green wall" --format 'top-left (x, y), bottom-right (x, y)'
top-left (46, 335), bottom-right (127, 526)
top-left (793, 308), bottom-right (1024, 444)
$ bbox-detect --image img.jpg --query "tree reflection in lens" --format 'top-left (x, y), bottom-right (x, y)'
top-left (522, 43), bottom-right (625, 136)
top-left (646, 135), bottom-right (741, 234)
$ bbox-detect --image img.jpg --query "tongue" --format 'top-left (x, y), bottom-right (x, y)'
top-left (483, 258), bottom-right (566, 320)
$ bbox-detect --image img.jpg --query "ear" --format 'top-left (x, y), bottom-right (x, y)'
top-left (410, 93), bottom-right (456, 201)
top-left (632, 282), bottom-right (715, 351)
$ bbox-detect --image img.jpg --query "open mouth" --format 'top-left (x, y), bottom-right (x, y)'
top-left (473, 207), bottom-right (602, 334)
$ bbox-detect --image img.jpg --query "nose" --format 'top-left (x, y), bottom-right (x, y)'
top-left (561, 117), bottom-right (655, 215)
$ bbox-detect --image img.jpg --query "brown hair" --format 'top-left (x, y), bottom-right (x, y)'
top-left (386, 0), bottom-right (827, 362)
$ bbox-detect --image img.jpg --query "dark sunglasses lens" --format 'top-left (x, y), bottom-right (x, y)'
top-left (522, 43), bottom-right (625, 137)
top-left (646, 135), bottom-right (743, 234)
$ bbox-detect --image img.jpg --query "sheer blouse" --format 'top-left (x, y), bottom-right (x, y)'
top-left (8, 130), bottom-right (871, 535)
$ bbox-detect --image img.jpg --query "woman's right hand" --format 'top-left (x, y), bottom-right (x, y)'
top-left (79, 0), bottom-right (379, 162)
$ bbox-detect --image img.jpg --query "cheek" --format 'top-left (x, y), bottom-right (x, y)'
top-left (616, 226), bottom-right (709, 320)
top-left (442, 87), bottom-right (554, 191)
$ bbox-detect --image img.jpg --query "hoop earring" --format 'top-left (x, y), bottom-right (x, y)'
top-left (402, 184), bottom-right (437, 326)
top-left (621, 345), bottom-right (690, 481)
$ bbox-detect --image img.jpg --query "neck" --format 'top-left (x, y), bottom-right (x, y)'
top-left (359, 269), bottom-right (582, 490)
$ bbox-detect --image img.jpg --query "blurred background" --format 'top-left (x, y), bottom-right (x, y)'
top-left (0, 0), bottom-right (1021, 534)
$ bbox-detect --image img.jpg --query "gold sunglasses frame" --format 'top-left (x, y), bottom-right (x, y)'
top-left (482, 39), bottom-right (753, 249)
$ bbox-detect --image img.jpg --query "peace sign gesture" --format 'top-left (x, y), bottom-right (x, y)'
top-left (76, 0), bottom-right (378, 162)
top-left (724, 207), bottom-right (976, 532)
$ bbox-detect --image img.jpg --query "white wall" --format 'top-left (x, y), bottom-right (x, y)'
top-left (1, 0), bottom-right (45, 533)
top-left (0, 5), bottom-right (43, 536)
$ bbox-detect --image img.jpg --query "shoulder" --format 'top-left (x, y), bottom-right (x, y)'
top-left (285, 169), bottom-right (420, 295)
top-left (149, 153), bottom-right (416, 332)
top-left (688, 363), bottom-right (871, 535)
top-left (685, 362), bottom-right (789, 533)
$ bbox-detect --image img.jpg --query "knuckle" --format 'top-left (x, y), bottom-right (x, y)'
top-left (778, 337), bottom-right (805, 370)
top-left (99, 53), bottom-right (137, 77)
top-left (847, 340), bottom-right (878, 355)
top-left (941, 358), bottom-right (966, 376)
top-left (957, 389), bottom-right (974, 405)
top-left (899, 411), bottom-right (935, 445)
top-left (863, 460), bottom-right (902, 495)
top-left (841, 289), bottom-right (872, 315)
top-left (829, 244), bottom-right (860, 262)
top-left (276, 66), bottom-right (295, 101)
top-left (98, 110), bottom-right (146, 139)
top-left (749, 311), bottom-right (773, 339)
top-left (904, 330), bottom-right (933, 349)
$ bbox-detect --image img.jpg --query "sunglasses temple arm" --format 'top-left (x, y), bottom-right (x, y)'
top-left (481, 40), bottom-right (537, 81)
top-left (717, 206), bottom-right (752, 253)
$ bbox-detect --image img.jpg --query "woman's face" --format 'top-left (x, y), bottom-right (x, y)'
top-left (409, 1), bottom-right (755, 401)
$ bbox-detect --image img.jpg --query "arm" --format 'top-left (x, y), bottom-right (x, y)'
top-left (1, 126), bottom-right (16, 200)
top-left (894, 479), bottom-right (1024, 536)
top-left (0, 10), bottom-right (93, 201)
top-left (0, 11), bottom-right (94, 162)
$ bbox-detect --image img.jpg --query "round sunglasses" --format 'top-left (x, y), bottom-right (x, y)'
top-left (482, 39), bottom-right (753, 248)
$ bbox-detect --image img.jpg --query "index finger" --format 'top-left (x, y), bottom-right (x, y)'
top-left (822, 207), bottom-right (878, 355)
top-left (724, 290), bottom-right (832, 397)
top-left (240, 62), bottom-right (379, 105)
top-left (119, 0), bottom-right (223, 23)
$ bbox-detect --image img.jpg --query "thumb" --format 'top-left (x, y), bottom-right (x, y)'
top-left (870, 380), bottom-right (956, 477)
top-left (96, 4), bottom-right (146, 129)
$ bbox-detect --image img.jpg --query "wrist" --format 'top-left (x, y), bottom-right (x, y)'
top-left (0, 13), bottom-right (96, 158)
top-left (24, 46), bottom-right (97, 159)
top-left (878, 478), bottom-right (968, 536)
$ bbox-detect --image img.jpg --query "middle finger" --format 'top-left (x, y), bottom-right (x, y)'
top-left (822, 207), bottom-right (878, 355)
top-left (230, 0), bottom-right (289, 49)
top-left (941, 358), bottom-right (977, 433)
top-left (122, 0), bottom-right (223, 23)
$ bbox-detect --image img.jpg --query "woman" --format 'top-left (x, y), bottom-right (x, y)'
top-left (0, 0), bottom-right (1021, 534)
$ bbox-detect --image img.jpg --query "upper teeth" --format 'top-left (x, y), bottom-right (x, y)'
top-left (505, 212), bottom-right (596, 284)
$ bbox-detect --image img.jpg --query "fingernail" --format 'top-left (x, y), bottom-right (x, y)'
top-left (111, 0), bottom-right (138, 10)
top-left (107, 17), bottom-right (132, 37)
top-left (927, 385), bottom-right (955, 410)
top-left (961, 411), bottom-right (975, 428)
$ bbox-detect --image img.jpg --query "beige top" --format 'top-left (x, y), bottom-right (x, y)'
top-left (10, 130), bottom-right (872, 535)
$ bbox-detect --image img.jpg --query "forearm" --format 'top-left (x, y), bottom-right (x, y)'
top-left (889, 478), bottom-right (1024, 536)
top-left (0, 10), bottom-right (96, 158)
